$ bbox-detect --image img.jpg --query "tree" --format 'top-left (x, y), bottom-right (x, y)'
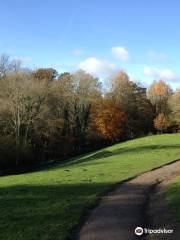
top-left (0, 58), bottom-right (178, 170)
top-left (10, 59), bottom-right (22, 73)
top-left (58, 72), bottom-right (71, 82)
top-left (154, 113), bottom-right (168, 133)
top-left (0, 72), bottom-right (49, 164)
top-left (33, 68), bottom-right (58, 81)
top-left (147, 80), bottom-right (172, 115)
top-left (0, 54), bottom-right (10, 79)
top-left (45, 70), bottom-right (102, 156)
top-left (107, 71), bottom-right (154, 138)
top-left (66, 70), bottom-right (101, 134)
top-left (91, 99), bottom-right (126, 141)
top-left (168, 88), bottom-right (180, 129)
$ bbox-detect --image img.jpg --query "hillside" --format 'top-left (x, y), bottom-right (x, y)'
top-left (0, 134), bottom-right (180, 240)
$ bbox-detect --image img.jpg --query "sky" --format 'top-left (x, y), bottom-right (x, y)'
top-left (0, 0), bottom-right (180, 88)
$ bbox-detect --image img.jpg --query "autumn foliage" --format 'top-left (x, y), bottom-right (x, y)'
top-left (154, 113), bottom-right (169, 133)
top-left (33, 68), bottom-right (58, 81)
top-left (0, 55), bottom-right (179, 170)
top-left (147, 80), bottom-right (172, 115)
top-left (91, 100), bottom-right (126, 141)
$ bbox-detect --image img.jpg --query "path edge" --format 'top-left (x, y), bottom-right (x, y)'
top-left (72, 158), bottom-right (180, 240)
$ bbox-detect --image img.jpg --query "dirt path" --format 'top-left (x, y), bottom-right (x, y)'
top-left (78, 160), bottom-right (180, 240)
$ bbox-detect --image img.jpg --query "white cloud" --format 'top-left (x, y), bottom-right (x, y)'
top-left (53, 62), bottom-right (75, 73)
top-left (147, 50), bottom-right (167, 61)
top-left (13, 56), bottom-right (32, 63)
top-left (144, 66), bottom-right (158, 77)
top-left (128, 74), bottom-right (139, 83)
top-left (111, 46), bottom-right (130, 61)
top-left (144, 66), bottom-right (179, 82)
top-left (79, 57), bottom-right (116, 77)
top-left (71, 49), bottom-right (83, 56)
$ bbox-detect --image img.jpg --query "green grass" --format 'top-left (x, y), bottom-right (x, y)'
top-left (0, 134), bottom-right (180, 240)
top-left (166, 175), bottom-right (180, 221)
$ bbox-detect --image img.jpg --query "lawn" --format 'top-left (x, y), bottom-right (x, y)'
top-left (0, 134), bottom-right (180, 240)
top-left (166, 175), bottom-right (180, 221)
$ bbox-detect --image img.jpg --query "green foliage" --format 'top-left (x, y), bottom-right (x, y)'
top-left (0, 134), bottom-right (179, 240)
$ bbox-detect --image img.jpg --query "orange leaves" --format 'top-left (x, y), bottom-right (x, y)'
top-left (33, 68), bottom-right (58, 81)
top-left (152, 80), bottom-right (171, 97)
top-left (147, 80), bottom-right (172, 103)
top-left (91, 99), bottom-right (126, 141)
top-left (147, 80), bottom-right (172, 116)
top-left (154, 113), bottom-right (168, 133)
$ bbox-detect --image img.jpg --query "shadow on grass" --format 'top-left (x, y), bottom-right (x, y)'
top-left (0, 181), bottom-right (154, 240)
top-left (0, 183), bottom-right (108, 240)
top-left (67, 144), bottom-right (180, 166)
top-left (166, 181), bottom-right (180, 221)
top-left (2, 143), bottom-right (180, 176)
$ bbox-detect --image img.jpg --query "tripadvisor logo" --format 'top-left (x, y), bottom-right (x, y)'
top-left (135, 227), bottom-right (143, 236)
top-left (135, 226), bottom-right (174, 236)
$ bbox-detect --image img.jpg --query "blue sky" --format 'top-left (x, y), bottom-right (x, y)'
top-left (0, 0), bottom-right (179, 88)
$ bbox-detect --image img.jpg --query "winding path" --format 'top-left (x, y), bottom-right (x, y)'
top-left (78, 160), bottom-right (180, 240)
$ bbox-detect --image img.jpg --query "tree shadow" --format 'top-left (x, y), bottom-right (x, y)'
top-left (66, 144), bottom-right (180, 166)
top-left (0, 183), bottom-right (107, 240)
top-left (0, 181), bottom-right (153, 240)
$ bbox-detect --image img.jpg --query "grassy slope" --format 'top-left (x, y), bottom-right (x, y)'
top-left (0, 134), bottom-right (180, 240)
top-left (166, 176), bottom-right (180, 221)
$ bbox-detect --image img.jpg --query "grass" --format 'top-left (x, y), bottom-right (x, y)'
top-left (166, 175), bottom-right (180, 221)
top-left (0, 133), bottom-right (180, 240)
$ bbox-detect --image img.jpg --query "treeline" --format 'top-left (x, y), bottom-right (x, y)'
top-left (0, 54), bottom-right (179, 170)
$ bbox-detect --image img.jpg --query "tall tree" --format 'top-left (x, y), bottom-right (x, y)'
top-left (0, 72), bottom-right (49, 164)
top-left (168, 88), bottom-right (180, 128)
top-left (91, 99), bottom-right (126, 141)
top-left (70, 70), bottom-right (102, 148)
top-left (107, 71), bottom-right (154, 138)
top-left (147, 80), bottom-right (172, 115)
top-left (10, 59), bottom-right (22, 73)
top-left (0, 54), bottom-right (10, 79)
top-left (154, 113), bottom-right (169, 134)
